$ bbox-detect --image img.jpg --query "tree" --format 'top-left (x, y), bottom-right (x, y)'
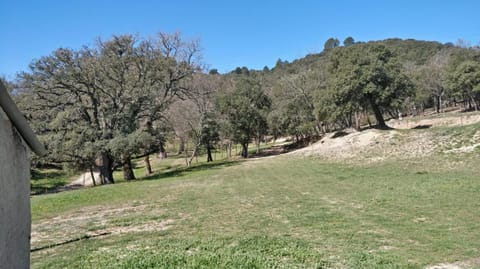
top-left (209, 69), bottom-right (219, 75)
top-left (456, 39), bottom-right (471, 49)
top-left (324, 38), bottom-right (340, 51)
top-left (326, 44), bottom-right (413, 128)
top-left (200, 113), bottom-right (220, 162)
top-left (415, 49), bottom-right (451, 113)
top-left (0, 77), bottom-right (15, 95)
top-left (167, 72), bottom-right (222, 165)
top-left (343, 36), bottom-right (355, 46)
top-left (270, 71), bottom-right (320, 141)
top-left (449, 60), bottom-right (480, 110)
top-left (19, 32), bottom-right (200, 183)
top-left (216, 78), bottom-right (271, 158)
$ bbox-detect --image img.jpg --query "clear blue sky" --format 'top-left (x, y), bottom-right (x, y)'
top-left (1, 0), bottom-right (479, 78)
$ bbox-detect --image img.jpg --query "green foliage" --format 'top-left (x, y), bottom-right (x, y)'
top-left (412, 49), bottom-right (452, 112)
top-left (324, 37), bottom-right (340, 51)
top-left (200, 113), bottom-right (220, 149)
top-left (19, 33), bottom-right (199, 181)
top-left (257, 38), bottom-right (470, 132)
top-left (449, 60), bottom-right (480, 109)
top-left (343, 36), bottom-right (355, 46)
top-left (216, 78), bottom-right (271, 157)
top-left (381, 38), bottom-right (445, 65)
top-left (322, 43), bottom-right (413, 127)
top-left (269, 72), bottom-right (319, 139)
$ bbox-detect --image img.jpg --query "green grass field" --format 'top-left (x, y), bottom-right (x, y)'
top-left (30, 131), bottom-right (480, 269)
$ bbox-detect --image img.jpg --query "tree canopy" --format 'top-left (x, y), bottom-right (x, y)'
top-left (324, 44), bottom-right (413, 128)
top-left (19, 32), bottom-right (200, 182)
top-left (216, 78), bottom-right (271, 158)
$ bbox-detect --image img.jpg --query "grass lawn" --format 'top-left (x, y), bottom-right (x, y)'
top-left (30, 141), bottom-right (282, 194)
top-left (30, 150), bottom-right (480, 268)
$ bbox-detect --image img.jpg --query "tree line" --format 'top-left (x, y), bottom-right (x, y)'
top-left (4, 33), bottom-right (480, 184)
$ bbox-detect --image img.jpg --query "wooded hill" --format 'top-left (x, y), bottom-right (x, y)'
top-left (4, 35), bottom-right (480, 183)
top-left (234, 37), bottom-right (480, 137)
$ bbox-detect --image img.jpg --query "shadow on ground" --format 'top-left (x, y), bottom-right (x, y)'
top-left (142, 160), bottom-right (241, 181)
top-left (31, 170), bottom-right (69, 195)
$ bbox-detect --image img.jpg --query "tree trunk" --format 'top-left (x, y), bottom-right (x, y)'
top-left (99, 153), bottom-right (114, 184)
top-left (144, 154), bottom-right (153, 176)
top-left (256, 137), bottom-right (260, 154)
top-left (206, 147), bottom-right (213, 162)
top-left (158, 140), bottom-right (167, 159)
top-left (470, 95), bottom-right (478, 111)
top-left (89, 166), bottom-right (96, 186)
top-left (177, 137), bottom-right (185, 154)
top-left (226, 143), bottom-right (232, 159)
top-left (354, 111), bottom-right (361, 131)
top-left (435, 95), bottom-right (441, 113)
top-left (241, 143), bottom-right (248, 158)
top-left (187, 147), bottom-right (197, 167)
top-left (370, 99), bottom-right (387, 128)
top-left (122, 155), bottom-right (136, 181)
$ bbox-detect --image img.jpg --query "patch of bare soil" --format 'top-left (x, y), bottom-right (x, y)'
top-left (426, 257), bottom-right (480, 269)
top-left (290, 127), bottom-right (447, 163)
top-left (69, 171), bottom-right (101, 187)
top-left (288, 111), bottom-right (480, 163)
top-left (31, 203), bottom-right (175, 251)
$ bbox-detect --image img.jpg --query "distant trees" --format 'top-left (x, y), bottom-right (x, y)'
top-left (209, 69), bottom-right (219, 75)
top-left (449, 60), bottom-right (480, 110)
top-left (324, 36), bottom-right (355, 50)
top-left (324, 38), bottom-right (340, 51)
top-left (269, 72), bottom-right (320, 141)
top-left (414, 49), bottom-right (451, 113)
top-left (183, 73), bottom-right (222, 165)
top-left (216, 78), bottom-right (271, 158)
top-left (343, 37), bottom-right (355, 46)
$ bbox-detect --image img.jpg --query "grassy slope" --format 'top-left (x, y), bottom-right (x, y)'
top-left (31, 125), bottom-right (480, 268)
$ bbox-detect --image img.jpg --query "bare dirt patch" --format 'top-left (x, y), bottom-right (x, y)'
top-left (289, 113), bottom-right (480, 163)
top-left (69, 171), bottom-right (101, 187)
top-left (426, 257), bottom-right (480, 269)
top-left (31, 203), bottom-right (174, 250)
top-left (292, 129), bottom-right (437, 163)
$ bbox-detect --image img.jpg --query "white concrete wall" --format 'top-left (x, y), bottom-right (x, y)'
top-left (0, 109), bottom-right (31, 269)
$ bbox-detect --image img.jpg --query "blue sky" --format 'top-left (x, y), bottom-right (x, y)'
top-left (1, 0), bottom-right (479, 78)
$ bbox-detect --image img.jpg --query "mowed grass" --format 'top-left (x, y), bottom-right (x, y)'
top-left (30, 148), bottom-right (480, 269)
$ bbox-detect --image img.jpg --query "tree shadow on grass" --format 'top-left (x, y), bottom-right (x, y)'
top-left (30, 169), bottom-right (69, 195)
top-left (141, 159), bottom-right (242, 182)
top-left (31, 169), bottom-right (64, 181)
top-left (412, 124), bottom-right (432, 129)
top-left (31, 181), bottom-right (71, 195)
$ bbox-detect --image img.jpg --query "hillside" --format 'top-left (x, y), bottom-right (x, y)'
top-left (30, 112), bottom-right (480, 269)
top-left (294, 111), bottom-right (480, 164)
top-left (267, 38), bottom-right (450, 74)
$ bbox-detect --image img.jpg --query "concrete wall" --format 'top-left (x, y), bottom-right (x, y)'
top-left (0, 109), bottom-right (31, 269)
